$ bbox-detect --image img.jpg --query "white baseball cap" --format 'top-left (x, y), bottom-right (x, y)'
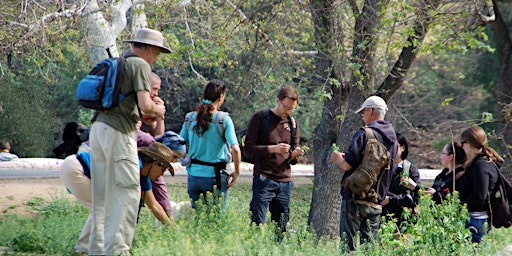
top-left (355, 96), bottom-right (388, 114)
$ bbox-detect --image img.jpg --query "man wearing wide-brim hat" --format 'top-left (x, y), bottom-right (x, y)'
top-left (61, 142), bottom-right (182, 254)
top-left (88, 28), bottom-right (171, 255)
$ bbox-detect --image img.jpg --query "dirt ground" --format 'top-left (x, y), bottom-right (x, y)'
top-left (0, 175), bottom-right (313, 217)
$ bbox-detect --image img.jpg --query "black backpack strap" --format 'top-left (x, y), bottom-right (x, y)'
top-left (258, 109), bottom-right (271, 143)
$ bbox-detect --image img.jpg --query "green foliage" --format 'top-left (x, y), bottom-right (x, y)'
top-left (0, 69), bottom-right (57, 157)
top-left (142, 0), bottom-right (321, 137)
top-left (0, 198), bottom-right (88, 254)
top-left (331, 143), bottom-right (340, 153)
top-left (376, 192), bottom-right (475, 254)
top-left (1, 184), bottom-right (511, 255)
top-left (0, 0), bottom-right (507, 166)
top-left (0, 26), bottom-right (89, 157)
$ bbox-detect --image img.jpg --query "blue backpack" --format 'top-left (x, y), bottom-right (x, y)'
top-left (75, 52), bottom-right (133, 110)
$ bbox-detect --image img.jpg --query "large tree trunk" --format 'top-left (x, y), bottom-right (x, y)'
top-left (490, 0), bottom-right (512, 177)
top-left (80, 0), bottom-right (133, 65)
top-left (308, 0), bottom-right (439, 237)
top-left (307, 0), bottom-right (348, 237)
top-left (308, 0), bottom-right (384, 237)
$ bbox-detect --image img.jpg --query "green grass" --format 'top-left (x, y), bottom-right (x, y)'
top-left (0, 184), bottom-right (511, 255)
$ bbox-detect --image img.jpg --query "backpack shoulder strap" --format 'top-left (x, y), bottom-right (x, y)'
top-left (185, 112), bottom-right (195, 131)
top-left (256, 109), bottom-right (271, 143)
top-left (363, 126), bottom-right (377, 141)
top-left (214, 111), bottom-right (229, 142)
top-left (115, 57), bottom-right (131, 97)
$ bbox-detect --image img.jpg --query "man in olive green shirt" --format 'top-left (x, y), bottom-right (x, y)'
top-left (88, 28), bottom-right (170, 255)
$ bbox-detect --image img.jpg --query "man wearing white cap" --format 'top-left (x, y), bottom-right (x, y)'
top-left (88, 28), bottom-right (170, 255)
top-left (331, 95), bottom-right (398, 251)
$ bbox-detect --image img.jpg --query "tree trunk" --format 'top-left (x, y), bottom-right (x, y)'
top-left (490, 0), bottom-right (512, 177)
top-left (307, 0), bottom-right (349, 237)
top-left (79, 0), bottom-right (133, 65)
top-left (308, 0), bottom-right (439, 237)
top-left (308, 0), bottom-right (384, 237)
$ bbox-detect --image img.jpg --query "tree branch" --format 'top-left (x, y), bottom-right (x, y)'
top-left (0, 61), bottom-right (4, 81)
top-left (378, 1), bottom-right (441, 99)
top-left (473, 0), bottom-right (495, 24)
top-left (40, 4), bottom-right (86, 25)
top-left (181, 4), bottom-right (206, 83)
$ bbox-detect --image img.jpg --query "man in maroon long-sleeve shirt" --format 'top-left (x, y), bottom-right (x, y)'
top-left (244, 86), bottom-right (305, 236)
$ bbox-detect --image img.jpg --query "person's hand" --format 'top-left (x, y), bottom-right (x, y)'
top-left (269, 143), bottom-right (291, 154)
top-left (155, 104), bottom-right (166, 119)
top-left (381, 196), bottom-right (390, 206)
top-left (227, 172), bottom-right (239, 188)
top-left (290, 146), bottom-right (305, 159)
top-left (331, 151), bottom-right (345, 166)
top-left (140, 113), bottom-right (158, 125)
top-left (424, 187), bottom-right (436, 195)
top-left (153, 96), bottom-right (165, 105)
top-left (400, 177), bottom-right (417, 190)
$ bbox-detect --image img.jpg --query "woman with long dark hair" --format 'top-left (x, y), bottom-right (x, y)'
top-left (180, 79), bottom-right (241, 207)
top-left (457, 125), bottom-right (503, 243)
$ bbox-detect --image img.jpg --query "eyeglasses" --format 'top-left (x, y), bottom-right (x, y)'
top-left (280, 101), bottom-right (297, 112)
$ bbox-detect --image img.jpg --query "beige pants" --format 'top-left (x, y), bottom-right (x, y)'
top-left (59, 155), bottom-right (92, 254)
top-left (89, 122), bottom-right (140, 255)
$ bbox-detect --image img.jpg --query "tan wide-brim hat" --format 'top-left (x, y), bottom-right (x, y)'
top-left (138, 142), bottom-right (178, 176)
top-left (123, 28), bottom-right (172, 53)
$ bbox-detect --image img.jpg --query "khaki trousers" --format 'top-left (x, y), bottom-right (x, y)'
top-left (59, 155), bottom-right (92, 254)
top-left (89, 122), bottom-right (139, 255)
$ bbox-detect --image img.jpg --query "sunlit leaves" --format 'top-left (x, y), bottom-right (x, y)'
top-left (441, 97), bottom-right (454, 106)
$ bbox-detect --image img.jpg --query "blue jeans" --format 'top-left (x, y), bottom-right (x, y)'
top-left (466, 217), bottom-right (490, 243)
top-left (340, 199), bottom-right (382, 251)
top-left (250, 175), bottom-right (293, 233)
top-left (188, 173), bottom-right (228, 208)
